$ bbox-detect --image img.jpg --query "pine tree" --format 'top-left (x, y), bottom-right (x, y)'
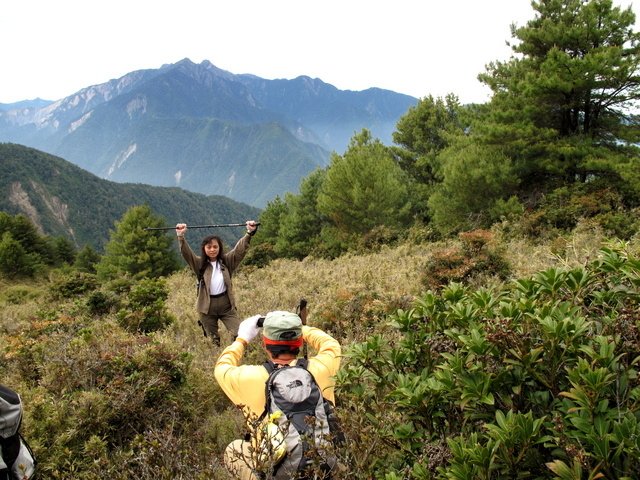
top-left (276, 169), bottom-right (327, 259)
top-left (74, 244), bottom-right (102, 273)
top-left (96, 205), bottom-right (179, 280)
top-left (428, 141), bottom-right (520, 235)
top-left (51, 236), bottom-right (77, 265)
top-left (318, 130), bottom-right (411, 236)
top-left (0, 232), bottom-right (37, 277)
top-left (478, 0), bottom-right (640, 189)
top-left (392, 94), bottom-right (467, 222)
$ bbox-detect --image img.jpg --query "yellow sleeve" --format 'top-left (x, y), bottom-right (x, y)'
top-left (304, 326), bottom-right (341, 404)
top-left (214, 340), bottom-right (269, 416)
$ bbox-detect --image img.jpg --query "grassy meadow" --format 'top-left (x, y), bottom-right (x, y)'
top-left (1, 220), bottom-right (639, 479)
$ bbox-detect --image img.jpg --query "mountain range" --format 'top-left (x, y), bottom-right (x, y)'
top-left (0, 143), bottom-right (260, 250)
top-left (0, 59), bottom-right (418, 207)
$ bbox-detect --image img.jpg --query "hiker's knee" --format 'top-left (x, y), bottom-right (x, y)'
top-left (221, 312), bottom-right (240, 336)
top-left (199, 315), bottom-right (219, 336)
top-left (224, 440), bottom-right (257, 480)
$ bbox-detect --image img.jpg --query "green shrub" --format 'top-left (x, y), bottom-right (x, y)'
top-left (421, 230), bottom-right (510, 290)
top-left (0, 285), bottom-right (40, 304)
top-left (359, 225), bottom-right (402, 252)
top-left (104, 276), bottom-right (136, 295)
top-left (48, 271), bottom-right (99, 300)
top-left (337, 245), bottom-right (640, 478)
top-left (86, 290), bottom-right (118, 316)
top-left (0, 231), bottom-right (39, 277)
top-left (594, 208), bottom-right (640, 240)
top-left (243, 242), bottom-right (278, 269)
top-left (26, 332), bottom-right (195, 479)
top-left (522, 184), bottom-right (632, 238)
top-left (116, 278), bottom-right (175, 334)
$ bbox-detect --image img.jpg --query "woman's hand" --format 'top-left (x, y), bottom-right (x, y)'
top-left (246, 220), bottom-right (258, 236)
top-left (175, 223), bottom-right (187, 237)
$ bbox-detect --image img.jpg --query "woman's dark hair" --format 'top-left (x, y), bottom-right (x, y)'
top-left (198, 235), bottom-right (225, 280)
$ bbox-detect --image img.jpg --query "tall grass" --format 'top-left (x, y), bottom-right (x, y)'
top-left (1, 223), bottom-right (637, 479)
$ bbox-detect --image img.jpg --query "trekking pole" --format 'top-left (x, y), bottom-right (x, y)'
top-left (296, 298), bottom-right (308, 359)
top-left (144, 222), bottom-right (260, 231)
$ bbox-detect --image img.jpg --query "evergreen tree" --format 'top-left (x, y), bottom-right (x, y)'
top-left (51, 236), bottom-right (77, 265)
top-left (249, 196), bottom-right (287, 263)
top-left (392, 94), bottom-right (467, 222)
top-left (428, 140), bottom-right (520, 235)
top-left (392, 94), bottom-right (465, 184)
top-left (276, 169), bottom-right (327, 259)
top-left (255, 196), bottom-right (287, 247)
top-left (75, 244), bottom-right (102, 273)
top-left (96, 205), bottom-right (179, 280)
top-left (478, 0), bottom-right (640, 192)
top-left (318, 130), bottom-right (411, 236)
top-left (0, 212), bottom-right (48, 262)
top-left (0, 231), bottom-right (38, 277)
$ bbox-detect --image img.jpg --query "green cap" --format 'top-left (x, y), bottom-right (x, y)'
top-left (262, 311), bottom-right (302, 341)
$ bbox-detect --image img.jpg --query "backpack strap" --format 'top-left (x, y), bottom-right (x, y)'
top-left (0, 385), bottom-right (20, 406)
top-left (264, 358), bottom-right (308, 372)
top-left (263, 361), bottom-right (276, 374)
top-left (259, 361), bottom-right (279, 423)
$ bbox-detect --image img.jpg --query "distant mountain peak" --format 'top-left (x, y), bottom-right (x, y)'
top-left (163, 58), bottom-right (237, 82)
top-left (0, 59), bottom-right (417, 207)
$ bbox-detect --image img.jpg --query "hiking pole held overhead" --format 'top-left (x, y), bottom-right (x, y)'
top-left (144, 222), bottom-right (261, 231)
top-left (296, 298), bottom-right (308, 326)
top-left (296, 298), bottom-right (308, 359)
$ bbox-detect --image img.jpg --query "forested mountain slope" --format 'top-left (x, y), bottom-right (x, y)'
top-left (0, 59), bottom-right (417, 207)
top-left (0, 143), bottom-right (260, 249)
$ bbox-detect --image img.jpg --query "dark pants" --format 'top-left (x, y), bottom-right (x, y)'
top-left (199, 293), bottom-right (240, 345)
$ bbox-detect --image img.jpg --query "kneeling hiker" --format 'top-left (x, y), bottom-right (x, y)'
top-left (214, 310), bottom-right (342, 479)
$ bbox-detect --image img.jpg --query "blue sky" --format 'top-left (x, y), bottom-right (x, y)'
top-left (1, 0), bottom-right (638, 104)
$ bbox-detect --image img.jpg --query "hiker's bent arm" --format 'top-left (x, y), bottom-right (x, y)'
top-left (177, 234), bottom-right (200, 272)
top-left (214, 341), bottom-right (248, 406)
top-left (303, 326), bottom-right (341, 369)
top-left (214, 341), bottom-right (266, 415)
top-left (224, 233), bottom-right (252, 271)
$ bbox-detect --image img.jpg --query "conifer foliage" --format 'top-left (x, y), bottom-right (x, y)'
top-left (96, 205), bottom-right (179, 281)
top-left (478, 0), bottom-right (640, 185)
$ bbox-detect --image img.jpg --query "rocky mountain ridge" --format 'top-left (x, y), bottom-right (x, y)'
top-left (0, 59), bottom-right (418, 207)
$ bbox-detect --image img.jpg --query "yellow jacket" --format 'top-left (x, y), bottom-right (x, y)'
top-left (214, 325), bottom-right (341, 417)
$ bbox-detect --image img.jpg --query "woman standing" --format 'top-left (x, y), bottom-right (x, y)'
top-left (175, 221), bottom-right (258, 345)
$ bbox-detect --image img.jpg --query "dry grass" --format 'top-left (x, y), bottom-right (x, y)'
top-left (164, 242), bottom-right (441, 346)
top-left (493, 219), bottom-right (618, 278)
top-left (1, 227), bottom-right (639, 480)
top-left (164, 226), bottom-right (635, 350)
